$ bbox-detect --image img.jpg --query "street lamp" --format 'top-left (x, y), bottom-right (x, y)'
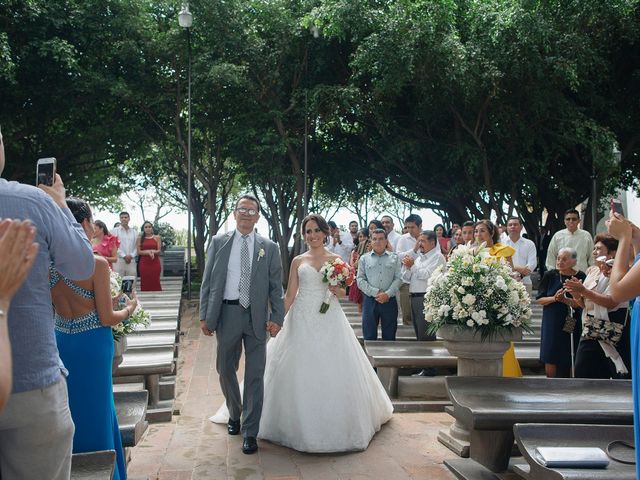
top-left (302, 25), bottom-right (320, 252)
top-left (179, 3), bottom-right (193, 299)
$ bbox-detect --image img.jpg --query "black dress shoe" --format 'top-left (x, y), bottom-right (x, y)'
top-left (227, 419), bottom-right (241, 435)
top-left (242, 436), bottom-right (258, 454)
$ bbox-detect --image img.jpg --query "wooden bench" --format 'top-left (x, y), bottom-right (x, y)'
top-left (114, 390), bottom-right (149, 448)
top-left (444, 377), bottom-right (633, 473)
top-left (114, 347), bottom-right (174, 407)
top-left (364, 341), bottom-right (542, 396)
top-left (512, 423), bottom-right (635, 480)
top-left (70, 450), bottom-right (115, 480)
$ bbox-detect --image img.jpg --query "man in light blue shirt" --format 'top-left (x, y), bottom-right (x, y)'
top-left (0, 133), bottom-right (95, 479)
top-left (357, 228), bottom-right (402, 340)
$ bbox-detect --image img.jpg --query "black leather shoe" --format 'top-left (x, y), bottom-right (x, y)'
top-left (242, 436), bottom-right (258, 454)
top-left (227, 419), bottom-right (240, 435)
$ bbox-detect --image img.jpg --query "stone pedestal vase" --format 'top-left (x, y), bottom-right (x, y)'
top-left (437, 324), bottom-right (522, 457)
top-left (112, 335), bottom-right (128, 373)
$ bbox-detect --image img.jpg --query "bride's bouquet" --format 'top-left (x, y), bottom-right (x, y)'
top-left (110, 271), bottom-right (151, 340)
top-left (423, 243), bottom-right (532, 339)
top-left (319, 258), bottom-right (355, 313)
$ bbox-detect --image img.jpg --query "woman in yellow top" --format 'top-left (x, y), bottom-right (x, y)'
top-left (474, 219), bottom-right (522, 377)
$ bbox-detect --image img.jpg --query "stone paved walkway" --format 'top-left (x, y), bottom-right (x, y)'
top-left (127, 301), bottom-right (457, 480)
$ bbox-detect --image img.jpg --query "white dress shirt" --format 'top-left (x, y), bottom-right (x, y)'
top-left (395, 233), bottom-right (419, 285)
top-left (503, 235), bottom-right (537, 286)
top-left (395, 233), bottom-right (417, 257)
top-left (387, 230), bottom-right (401, 250)
top-left (327, 230), bottom-right (353, 262)
top-left (545, 228), bottom-right (594, 273)
top-left (401, 247), bottom-right (446, 293)
top-left (224, 230), bottom-right (255, 300)
top-left (113, 226), bottom-right (138, 259)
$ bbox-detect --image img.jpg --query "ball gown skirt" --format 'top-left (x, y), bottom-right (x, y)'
top-left (210, 263), bottom-right (393, 452)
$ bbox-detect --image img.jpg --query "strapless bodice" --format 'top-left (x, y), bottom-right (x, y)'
top-left (296, 263), bottom-right (330, 297)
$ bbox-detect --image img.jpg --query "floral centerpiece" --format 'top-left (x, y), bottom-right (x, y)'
top-left (110, 271), bottom-right (151, 340)
top-left (423, 243), bottom-right (532, 340)
top-left (319, 258), bottom-right (355, 313)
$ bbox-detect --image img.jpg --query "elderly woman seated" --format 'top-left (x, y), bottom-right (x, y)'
top-left (536, 247), bottom-right (586, 378)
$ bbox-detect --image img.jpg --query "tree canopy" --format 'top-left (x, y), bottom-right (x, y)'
top-left (1, 0), bottom-right (638, 263)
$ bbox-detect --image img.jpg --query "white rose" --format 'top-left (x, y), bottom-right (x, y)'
top-left (466, 319), bottom-right (475, 327)
top-left (462, 294), bottom-right (476, 306)
top-left (457, 286), bottom-right (466, 294)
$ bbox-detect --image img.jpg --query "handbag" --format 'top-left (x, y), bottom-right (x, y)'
top-left (581, 308), bottom-right (628, 348)
top-left (562, 306), bottom-right (577, 334)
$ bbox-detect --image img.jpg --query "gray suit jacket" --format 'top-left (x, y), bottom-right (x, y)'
top-left (199, 230), bottom-right (285, 340)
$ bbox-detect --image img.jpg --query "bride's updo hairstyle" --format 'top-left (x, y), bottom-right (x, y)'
top-left (66, 197), bottom-right (93, 224)
top-left (301, 214), bottom-right (331, 245)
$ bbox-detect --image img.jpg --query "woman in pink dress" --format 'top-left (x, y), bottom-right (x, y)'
top-left (92, 220), bottom-right (119, 270)
top-left (434, 224), bottom-right (450, 255)
top-left (137, 221), bottom-right (162, 291)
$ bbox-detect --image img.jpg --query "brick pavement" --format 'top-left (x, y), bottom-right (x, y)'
top-left (127, 301), bottom-right (456, 480)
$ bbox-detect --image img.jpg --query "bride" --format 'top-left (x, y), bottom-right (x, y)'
top-left (211, 213), bottom-right (393, 452)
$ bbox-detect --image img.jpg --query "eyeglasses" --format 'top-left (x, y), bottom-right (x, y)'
top-left (236, 207), bottom-right (258, 216)
top-left (565, 217), bottom-right (579, 222)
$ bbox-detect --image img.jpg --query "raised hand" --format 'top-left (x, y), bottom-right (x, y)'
top-left (0, 220), bottom-right (39, 305)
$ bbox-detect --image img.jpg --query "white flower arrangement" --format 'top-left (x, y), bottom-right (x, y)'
top-left (109, 270), bottom-right (151, 340)
top-left (424, 243), bottom-right (532, 339)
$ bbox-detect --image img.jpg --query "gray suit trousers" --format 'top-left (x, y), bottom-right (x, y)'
top-left (216, 303), bottom-right (266, 437)
top-left (410, 294), bottom-right (435, 341)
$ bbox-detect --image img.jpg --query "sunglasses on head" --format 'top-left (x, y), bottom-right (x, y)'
top-left (596, 255), bottom-right (615, 267)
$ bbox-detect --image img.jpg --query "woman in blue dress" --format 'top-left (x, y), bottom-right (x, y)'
top-left (608, 212), bottom-right (640, 475)
top-left (51, 198), bottom-right (137, 480)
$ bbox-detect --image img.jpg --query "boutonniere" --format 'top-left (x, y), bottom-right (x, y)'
top-left (257, 248), bottom-right (265, 261)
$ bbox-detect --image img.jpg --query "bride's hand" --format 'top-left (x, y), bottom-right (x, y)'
top-left (328, 285), bottom-right (343, 297)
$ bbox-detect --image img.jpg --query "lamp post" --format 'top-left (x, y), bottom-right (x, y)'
top-left (179, 4), bottom-right (193, 299)
top-left (301, 26), bottom-right (320, 253)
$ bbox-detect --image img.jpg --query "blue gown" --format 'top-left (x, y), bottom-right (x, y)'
top-left (632, 254), bottom-right (640, 475)
top-left (52, 269), bottom-right (126, 480)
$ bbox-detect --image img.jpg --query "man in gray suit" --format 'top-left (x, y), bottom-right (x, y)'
top-left (199, 194), bottom-right (285, 454)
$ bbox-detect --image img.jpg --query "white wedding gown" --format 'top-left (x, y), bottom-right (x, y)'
top-left (210, 263), bottom-right (394, 452)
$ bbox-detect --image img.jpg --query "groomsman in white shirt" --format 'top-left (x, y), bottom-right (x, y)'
top-left (503, 217), bottom-right (537, 295)
top-left (113, 211), bottom-right (138, 277)
top-left (327, 220), bottom-right (353, 262)
top-left (395, 214), bottom-right (422, 326)
top-left (381, 215), bottom-right (401, 250)
top-left (401, 230), bottom-right (446, 341)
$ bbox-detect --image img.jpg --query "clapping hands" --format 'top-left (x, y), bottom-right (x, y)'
top-left (0, 220), bottom-right (39, 305)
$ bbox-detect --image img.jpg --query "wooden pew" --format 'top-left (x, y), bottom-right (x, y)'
top-left (443, 377), bottom-right (633, 474)
top-left (512, 423), bottom-right (635, 480)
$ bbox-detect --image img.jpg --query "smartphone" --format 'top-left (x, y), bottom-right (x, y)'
top-left (610, 198), bottom-right (624, 216)
top-left (36, 157), bottom-right (56, 186)
top-left (121, 276), bottom-right (135, 295)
